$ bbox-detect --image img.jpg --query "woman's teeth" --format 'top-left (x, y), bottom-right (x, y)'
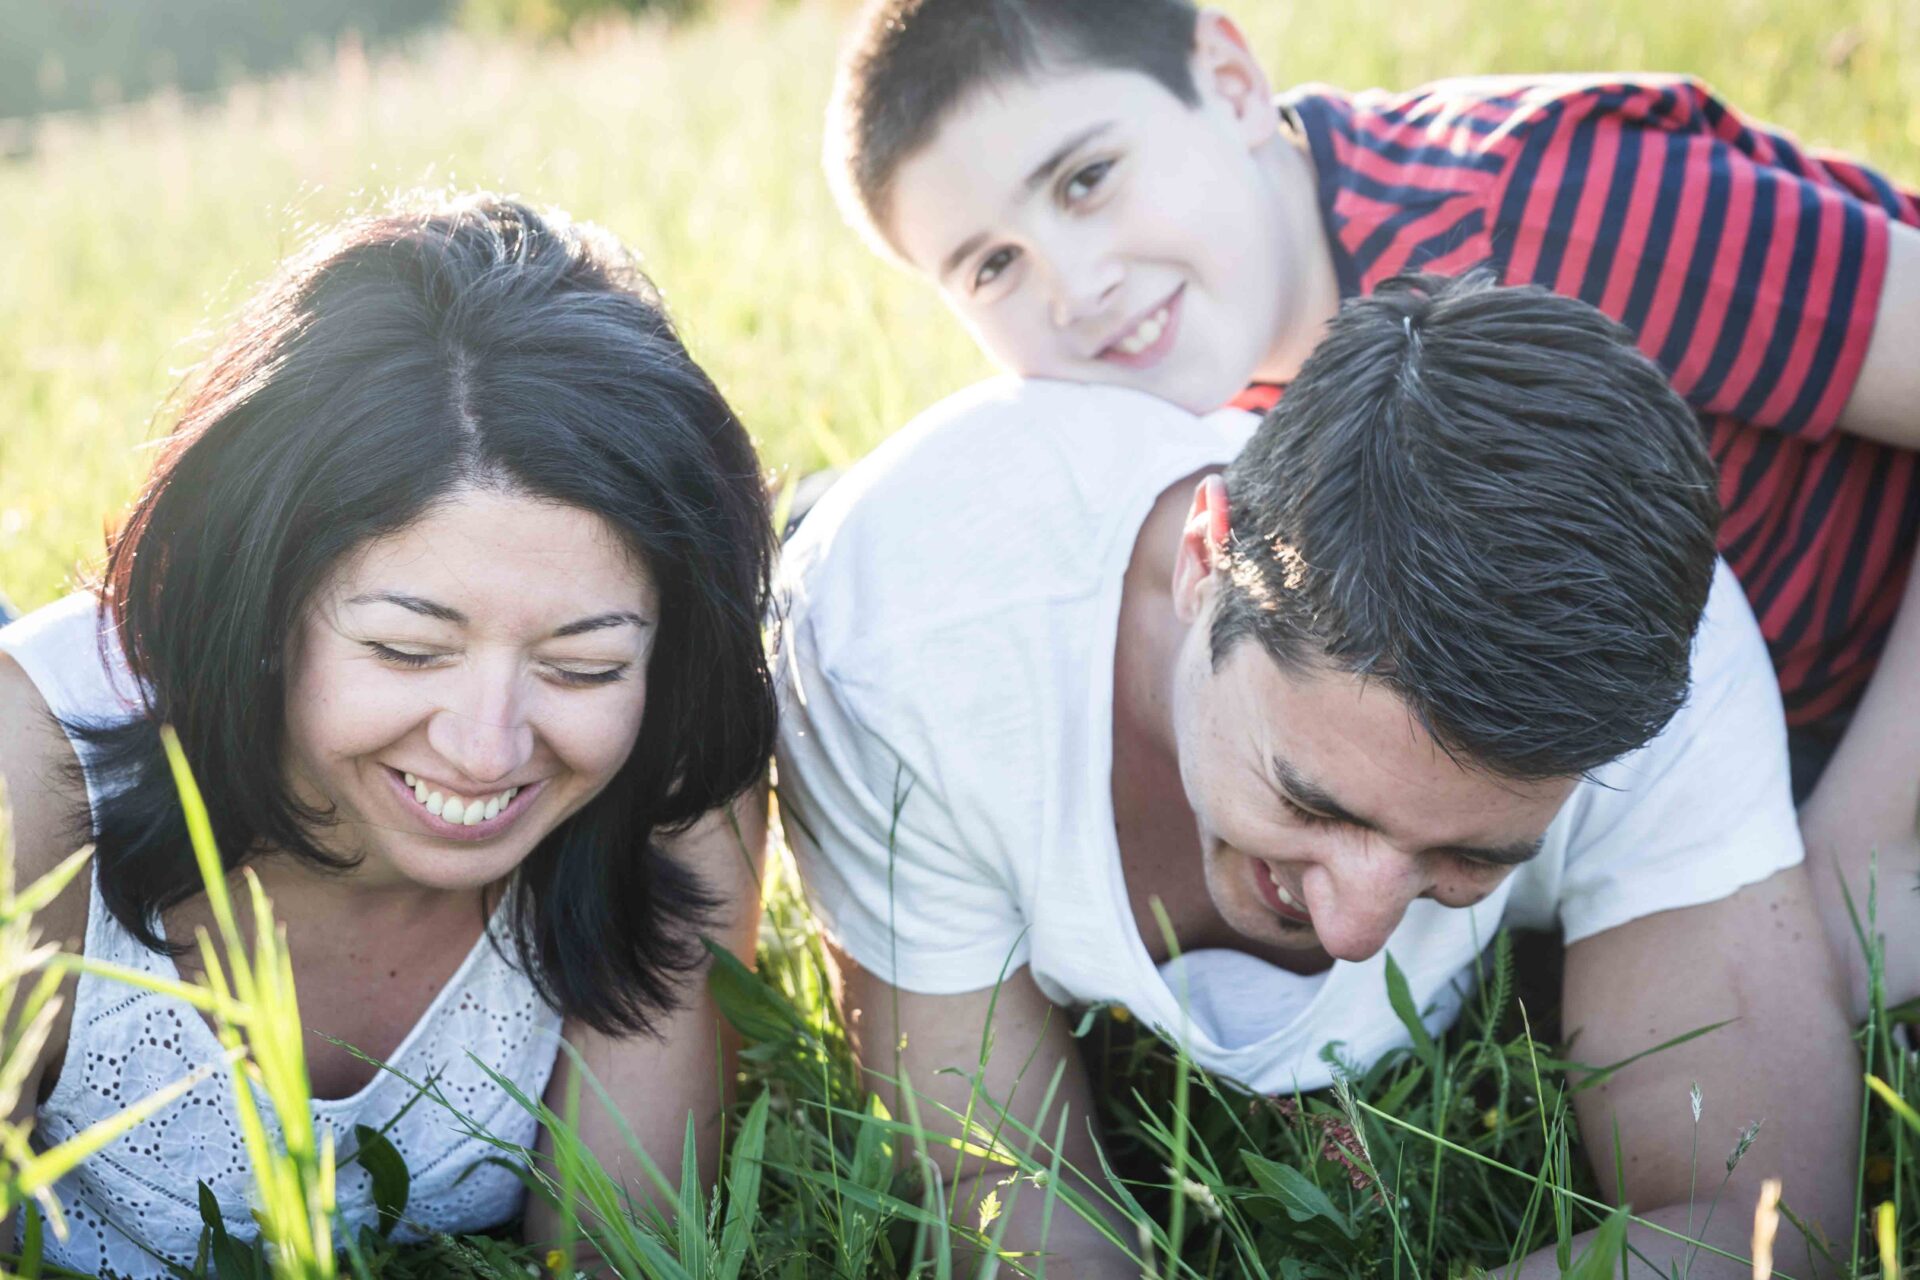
top-left (404, 772), bottom-right (518, 826)
top-left (1113, 304), bottom-right (1171, 356)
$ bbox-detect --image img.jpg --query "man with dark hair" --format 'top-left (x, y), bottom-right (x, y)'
top-left (823, 0), bottom-right (1920, 1031)
top-left (776, 276), bottom-right (1854, 1276)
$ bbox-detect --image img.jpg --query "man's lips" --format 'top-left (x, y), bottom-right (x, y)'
top-left (1096, 285), bottom-right (1184, 369)
top-left (1251, 857), bottom-right (1315, 926)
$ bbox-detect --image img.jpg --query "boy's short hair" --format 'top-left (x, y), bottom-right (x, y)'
top-left (827, 0), bottom-right (1202, 252)
top-left (1217, 271), bottom-right (1722, 781)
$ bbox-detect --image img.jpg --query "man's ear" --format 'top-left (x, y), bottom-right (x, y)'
top-left (1173, 473), bottom-right (1232, 623)
top-left (1191, 9), bottom-right (1278, 150)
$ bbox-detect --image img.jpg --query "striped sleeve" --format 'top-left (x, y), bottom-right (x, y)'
top-left (1489, 79), bottom-right (1894, 439)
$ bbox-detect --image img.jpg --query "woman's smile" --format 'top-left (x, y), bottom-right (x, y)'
top-left (384, 765), bottom-right (545, 842)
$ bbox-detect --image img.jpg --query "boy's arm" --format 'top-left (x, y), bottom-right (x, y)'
top-left (1522, 863), bottom-right (1856, 1279)
top-left (1800, 537), bottom-right (1920, 1018)
top-left (830, 950), bottom-right (1138, 1279)
top-left (1839, 220), bottom-right (1920, 446)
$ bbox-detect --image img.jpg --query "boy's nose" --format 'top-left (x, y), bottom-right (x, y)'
top-left (1045, 248), bottom-right (1124, 329)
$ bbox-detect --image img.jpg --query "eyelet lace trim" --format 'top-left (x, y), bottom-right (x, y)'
top-left (24, 867), bottom-right (562, 1279)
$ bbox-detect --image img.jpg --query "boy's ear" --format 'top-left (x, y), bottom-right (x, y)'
top-left (1173, 474), bottom-right (1232, 622)
top-left (1190, 9), bottom-right (1278, 150)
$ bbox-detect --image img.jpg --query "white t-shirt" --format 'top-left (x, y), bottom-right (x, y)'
top-left (774, 378), bottom-right (1805, 1096)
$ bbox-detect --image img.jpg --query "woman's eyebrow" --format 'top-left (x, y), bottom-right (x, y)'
top-left (551, 612), bottom-right (651, 638)
top-left (344, 593), bottom-right (648, 637)
top-left (346, 591), bottom-right (464, 623)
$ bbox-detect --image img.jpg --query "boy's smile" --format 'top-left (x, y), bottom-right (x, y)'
top-left (880, 17), bottom-right (1337, 413)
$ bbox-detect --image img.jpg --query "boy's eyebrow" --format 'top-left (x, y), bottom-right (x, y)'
top-left (937, 122), bottom-right (1117, 281)
top-left (1021, 122), bottom-right (1115, 196)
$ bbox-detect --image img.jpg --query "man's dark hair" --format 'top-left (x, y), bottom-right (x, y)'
top-left (827, 0), bottom-right (1202, 250)
top-left (80, 193), bottom-right (777, 1037)
top-left (1216, 271), bottom-right (1722, 780)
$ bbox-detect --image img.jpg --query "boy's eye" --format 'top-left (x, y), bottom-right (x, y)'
top-left (974, 246), bottom-right (1019, 290)
top-left (1063, 158), bottom-right (1115, 204)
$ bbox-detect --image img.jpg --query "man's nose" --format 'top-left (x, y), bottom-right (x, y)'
top-left (425, 672), bottom-right (535, 786)
top-left (1308, 844), bottom-right (1429, 963)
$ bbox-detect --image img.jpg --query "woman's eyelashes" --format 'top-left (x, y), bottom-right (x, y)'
top-left (360, 640), bottom-right (630, 687)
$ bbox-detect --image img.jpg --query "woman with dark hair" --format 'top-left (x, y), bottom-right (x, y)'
top-left (0, 193), bottom-right (777, 1273)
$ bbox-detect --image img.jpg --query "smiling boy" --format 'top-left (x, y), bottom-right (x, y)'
top-left (825, 0), bottom-right (1920, 1017)
top-left (775, 275), bottom-right (1856, 1276)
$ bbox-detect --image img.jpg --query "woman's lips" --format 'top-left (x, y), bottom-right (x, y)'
top-left (385, 766), bottom-right (541, 843)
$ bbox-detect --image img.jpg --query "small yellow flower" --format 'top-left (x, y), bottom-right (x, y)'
top-left (545, 1248), bottom-right (568, 1275)
top-left (977, 1188), bottom-right (1003, 1231)
top-left (1109, 1004), bottom-right (1133, 1024)
top-left (1481, 1107), bottom-right (1501, 1131)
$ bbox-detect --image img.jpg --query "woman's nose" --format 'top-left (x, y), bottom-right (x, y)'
top-left (425, 678), bottom-right (534, 786)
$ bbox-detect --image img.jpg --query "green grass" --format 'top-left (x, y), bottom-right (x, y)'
top-left (0, 1), bottom-right (1918, 1276)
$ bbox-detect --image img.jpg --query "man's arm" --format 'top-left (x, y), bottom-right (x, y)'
top-left (1516, 863), bottom-right (1857, 1279)
top-left (829, 949), bottom-right (1138, 1279)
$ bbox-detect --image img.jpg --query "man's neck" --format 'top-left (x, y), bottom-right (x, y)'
top-left (1112, 471), bottom-right (1210, 766)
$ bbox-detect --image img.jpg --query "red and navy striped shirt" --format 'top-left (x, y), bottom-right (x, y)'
top-left (1237, 77), bottom-right (1919, 729)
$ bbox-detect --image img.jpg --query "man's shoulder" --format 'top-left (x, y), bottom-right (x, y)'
top-left (780, 378), bottom-right (1252, 660)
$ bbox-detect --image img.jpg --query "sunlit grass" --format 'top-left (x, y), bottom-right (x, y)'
top-left (0, 1), bottom-right (1917, 1276)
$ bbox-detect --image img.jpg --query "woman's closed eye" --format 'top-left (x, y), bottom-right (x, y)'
top-left (362, 641), bottom-right (629, 688)
top-left (364, 640), bottom-right (446, 669)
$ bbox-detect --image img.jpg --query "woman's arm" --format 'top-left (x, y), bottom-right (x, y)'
top-left (0, 653), bottom-right (94, 1227)
top-left (521, 783), bottom-right (767, 1248)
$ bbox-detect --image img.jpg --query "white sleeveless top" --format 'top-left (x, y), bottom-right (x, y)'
top-left (0, 595), bottom-right (564, 1277)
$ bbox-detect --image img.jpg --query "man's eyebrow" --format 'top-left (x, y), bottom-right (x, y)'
top-left (1439, 836), bottom-right (1546, 867)
top-left (1270, 755), bottom-right (1374, 830)
top-left (936, 122), bottom-right (1117, 282)
top-left (1270, 754), bottom-right (1545, 867)
top-left (346, 592), bottom-right (466, 624)
top-left (346, 593), bottom-right (649, 640)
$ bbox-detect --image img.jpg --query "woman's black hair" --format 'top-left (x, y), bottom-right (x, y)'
top-left (81, 192), bottom-right (777, 1036)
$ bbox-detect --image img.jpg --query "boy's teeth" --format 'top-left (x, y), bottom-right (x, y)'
top-left (426, 792), bottom-right (445, 816)
top-left (1114, 305), bottom-right (1170, 356)
top-left (404, 772), bottom-right (417, 787)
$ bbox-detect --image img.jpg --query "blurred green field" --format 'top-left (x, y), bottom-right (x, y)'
top-left (0, 0), bottom-right (1914, 611)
